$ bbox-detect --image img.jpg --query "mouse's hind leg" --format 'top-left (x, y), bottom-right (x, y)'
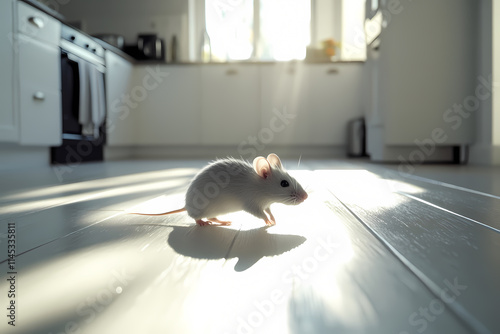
top-left (207, 217), bottom-right (232, 226)
top-left (195, 219), bottom-right (211, 226)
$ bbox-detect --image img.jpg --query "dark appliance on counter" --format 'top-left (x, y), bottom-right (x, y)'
top-left (51, 25), bottom-right (106, 165)
top-left (123, 33), bottom-right (165, 61)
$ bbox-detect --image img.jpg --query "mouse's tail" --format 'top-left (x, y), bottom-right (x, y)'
top-left (128, 208), bottom-right (187, 216)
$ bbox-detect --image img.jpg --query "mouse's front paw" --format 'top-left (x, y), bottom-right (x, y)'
top-left (265, 219), bottom-right (276, 226)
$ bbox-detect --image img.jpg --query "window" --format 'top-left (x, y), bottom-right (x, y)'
top-left (205, 0), bottom-right (311, 61)
top-left (258, 0), bottom-right (311, 61)
top-left (205, 0), bottom-right (254, 61)
top-left (203, 0), bottom-right (365, 62)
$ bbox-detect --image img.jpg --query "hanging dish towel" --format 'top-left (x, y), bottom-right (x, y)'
top-left (89, 64), bottom-right (106, 138)
top-left (76, 57), bottom-right (105, 138)
top-left (77, 57), bottom-right (92, 136)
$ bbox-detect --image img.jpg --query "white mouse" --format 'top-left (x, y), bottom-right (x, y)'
top-left (132, 153), bottom-right (308, 226)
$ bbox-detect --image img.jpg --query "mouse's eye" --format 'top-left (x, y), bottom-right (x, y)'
top-left (281, 180), bottom-right (290, 187)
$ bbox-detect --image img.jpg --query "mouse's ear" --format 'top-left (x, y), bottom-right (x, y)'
top-left (253, 156), bottom-right (272, 179)
top-left (266, 153), bottom-right (282, 169)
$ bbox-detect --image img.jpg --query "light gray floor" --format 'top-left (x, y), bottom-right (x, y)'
top-left (382, 162), bottom-right (500, 198)
top-left (0, 158), bottom-right (499, 334)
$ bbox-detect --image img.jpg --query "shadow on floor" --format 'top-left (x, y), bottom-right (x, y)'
top-left (166, 225), bottom-right (307, 272)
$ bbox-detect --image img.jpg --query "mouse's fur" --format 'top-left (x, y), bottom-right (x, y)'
top-left (132, 154), bottom-right (308, 226)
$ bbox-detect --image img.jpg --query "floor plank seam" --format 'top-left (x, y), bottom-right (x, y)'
top-left (328, 189), bottom-right (488, 334)
top-left (397, 192), bottom-right (500, 234)
top-left (397, 172), bottom-right (500, 200)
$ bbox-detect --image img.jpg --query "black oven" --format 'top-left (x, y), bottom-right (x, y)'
top-left (51, 25), bottom-right (106, 165)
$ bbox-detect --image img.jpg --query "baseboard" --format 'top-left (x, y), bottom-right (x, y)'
top-left (368, 145), bottom-right (457, 164)
top-left (469, 144), bottom-right (500, 166)
top-left (104, 146), bottom-right (135, 161)
top-left (0, 144), bottom-right (50, 171)
top-left (104, 145), bottom-right (347, 161)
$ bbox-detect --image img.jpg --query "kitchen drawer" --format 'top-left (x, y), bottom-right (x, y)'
top-left (17, 1), bottom-right (61, 46)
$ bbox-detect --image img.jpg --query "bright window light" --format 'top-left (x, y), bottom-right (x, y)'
top-left (204, 0), bottom-right (364, 62)
top-left (341, 0), bottom-right (366, 61)
top-left (259, 0), bottom-right (311, 61)
top-left (205, 0), bottom-right (254, 61)
top-left (205, 0), bottom-right (311, 61)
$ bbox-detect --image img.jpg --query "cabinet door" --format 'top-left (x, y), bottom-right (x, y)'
top-left (18, 35), bottom-right (61, 146)
top-left (302, 64), bottom-right (363, 145)
top-left (134, 65), bottom-right (202, 145)
top-left (260, 63), bottom-right (309, 145)
top-left (105, 51), bottom-right (136, 146)
top-left (261, 63), bottom-right (364, 145)
top-left (201, 65), bottom-right (260, 145)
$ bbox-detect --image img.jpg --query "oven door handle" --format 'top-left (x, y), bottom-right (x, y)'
top-left (66, 53), bottom-right (106, 73)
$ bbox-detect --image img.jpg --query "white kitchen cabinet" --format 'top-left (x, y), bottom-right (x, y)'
top-left (106, 62), bottom-right (364, 151)
top-left (0, 1), bottom-right (61, 146)
top-left (200, 65), bottom-right (260, 145)
top-left (105, 51), bottom-right (136, 146)
top-left (134, 65), bottom-right (202, 145)
top-left (17, 27), bottom-right (61, 146)
top-left (0, 0), bottom-right (16, 142)
top-left (261, 63), bottom-right (364, 145)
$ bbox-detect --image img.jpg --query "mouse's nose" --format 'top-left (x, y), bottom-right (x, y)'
top-left (301, 192), bottom-right (308, 201)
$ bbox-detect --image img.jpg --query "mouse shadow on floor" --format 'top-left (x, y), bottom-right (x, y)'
top-left (166, 225), bottom-right (307, 272)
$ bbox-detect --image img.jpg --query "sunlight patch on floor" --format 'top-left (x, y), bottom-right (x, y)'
top-left (306, 169), bottom-right (425, 210)
top-left (1, 178), bottom-right (191, 216)
top-left (126, 193), bottom-right (186, 215)
top-left (0, 168), bottom-right (198, 202)
top-left (0, 240), bottom-right (150, 333)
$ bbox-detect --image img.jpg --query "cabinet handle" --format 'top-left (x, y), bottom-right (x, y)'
top-left (226, 68), bottom-right (238, 75)
top-left (326, 68), bottom-right (339, 74)
top-left (33, 91), bottom-right (45, 101)
top-left (28, 16), bottom-right (45, 29)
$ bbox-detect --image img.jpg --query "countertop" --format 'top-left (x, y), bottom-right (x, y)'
top-left (21, 0), bottom-right (365, 66)
top-left (132, 60), bottom-right (365, 66)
